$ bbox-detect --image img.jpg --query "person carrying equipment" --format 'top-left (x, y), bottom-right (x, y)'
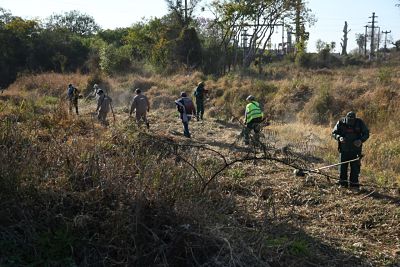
top-left (130, 88), bottom-right (150, 129)
top-left (331, 111), bottom-right (369, 188)
top-left (243, 95), bottom-right (264, 145)
top-left (67, 83), bottom-right (81, 115)
top-left (193, 81), bottom-right (208, 120)
top-left (96, 89), bottom-right (114, 125)
top-left (175, 92), bottom-right (196, 138)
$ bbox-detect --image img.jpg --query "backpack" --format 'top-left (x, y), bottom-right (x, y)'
top-left (337, 118), bottom-right (362, 151)
top-left (67, 86), bottom-right (74, 97)
top-left (183, 98), bottom-right (195, 114)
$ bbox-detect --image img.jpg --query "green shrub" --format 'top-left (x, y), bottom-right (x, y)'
top-left (377, 67), bottom-right (392, 85)
top-left (295, 52), bottom-right (312, 68)
top-left (100, 44), bottom-right (132, 75)
top-left (343, 55), bottom-right (364, 66)
top-left (289, 239), bottom-right (310, 257)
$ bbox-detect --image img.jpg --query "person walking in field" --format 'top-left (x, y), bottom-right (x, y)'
top-left (92, 84), bottom-right (101, 99)
top-left (130, 88), bottom-right (150, 129)
top-left (331, 111), bottom-right (369, 188)
top-left (243, 95), bottom-right (264, 145)
top-left (193, 81), bottom-right (208, 120)
top-left (67, 83), bottom-right (81, 115)
top-left (175, 92), bottom-right (196, 138)
top-left (96, 89), bottom-right (113, 125)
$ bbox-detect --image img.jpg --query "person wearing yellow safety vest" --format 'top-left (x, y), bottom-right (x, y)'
top-left (243, 95), bottom-right (264, 145)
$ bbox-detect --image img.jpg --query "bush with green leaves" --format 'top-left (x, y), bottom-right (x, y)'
top-left (99, 44), bottom-right (132, 75)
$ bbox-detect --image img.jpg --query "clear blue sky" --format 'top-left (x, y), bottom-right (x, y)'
top-left (1, 0), bottom-right (399, 52)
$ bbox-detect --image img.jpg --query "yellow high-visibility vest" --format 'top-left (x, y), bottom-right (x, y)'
top-left (245, 101), bottom-right (263, 123)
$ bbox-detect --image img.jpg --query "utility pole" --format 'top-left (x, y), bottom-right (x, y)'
top-left (241, 28), bottom-right (251, 66)
top-left (184, 0), bottom-right (187, 25)
top-left (368, 12), bottom-right (378, 58)
top-left (382, 30), bottom-right (391, 50)
top-left (281, 20), bottom-right (285, 55)
top-left (364, 25), bottom-right (368, 56)
top-left (287, 30), bottom-right (292, 54)
top-left (376, 27), bottom-right (381, 59)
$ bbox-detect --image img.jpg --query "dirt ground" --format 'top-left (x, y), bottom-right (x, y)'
top-left (75, 97), bottom-right (400, 266)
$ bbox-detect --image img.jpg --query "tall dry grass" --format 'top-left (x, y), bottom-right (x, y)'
top-left (4, 65), bottom-right (400, 187)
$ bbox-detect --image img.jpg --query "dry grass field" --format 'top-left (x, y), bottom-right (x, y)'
top-left (1, 65), bottom-right (399, 266)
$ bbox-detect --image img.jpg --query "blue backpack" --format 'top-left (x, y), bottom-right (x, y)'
top-left (67, 86), bottom-right (74, 97)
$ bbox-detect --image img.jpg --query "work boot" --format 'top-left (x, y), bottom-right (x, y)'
top-left (349, 181), bottom-right (360, 189)
top-left (337, 180), bottom-right (348, 187)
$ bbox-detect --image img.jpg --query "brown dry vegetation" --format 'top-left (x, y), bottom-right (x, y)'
top-left (1, 64), bottom-right (400, 266)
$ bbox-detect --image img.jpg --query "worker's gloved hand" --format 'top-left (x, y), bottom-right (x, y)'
top-left (339, 137), bottom-right (346, 143)
top-left (353, 139), bottom-right (362, 147)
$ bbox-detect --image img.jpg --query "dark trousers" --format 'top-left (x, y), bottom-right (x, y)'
top-left (183, 121), bottom-right (190, 138)
top-left (244, 119), bottom-right (262, 144)
top-left (136, 112), bottom-right (149, 128)
top-left (339, 151), bottom-right (361, 186)
top-left (69, 99), bottom-right (79, 115)
top-left (196, 100), bottom-right (204, 119)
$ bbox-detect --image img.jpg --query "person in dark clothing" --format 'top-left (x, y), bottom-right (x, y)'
top-left (331, 111), bottom-right (369, 188)
top-left (175, 92), bottom-right (196, 138)
top-left (193, 81), bottom-right (208, 120)
top-left (67, 84), bottom-right (81, 115)
top-left (96, 89), bottom-right (113, 125)
top-left (130, 88), bottom-right (150, 128)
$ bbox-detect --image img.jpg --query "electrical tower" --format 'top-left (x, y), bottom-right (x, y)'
top-left (382, 30), bottom-right (391, 50)
top-left (368, 12), bottom-right (378, 58)
top-left (364, 25), bottom-right (368, 56)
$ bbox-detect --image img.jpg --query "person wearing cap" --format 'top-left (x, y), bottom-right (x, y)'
top-left (175, 92), bottom-right (196, 138)
top-left (96, 89), bottom-right (113, 125)
top-left (85, 84), bottom-right (103, 101)
top-left (243, 95), bottom-right (264, 145)
top-left (130, 88), bottom-right (150, 129)
top-left (332, 111), bottom-right (369, 188)
top-left (93, 84), bottom-right (100, 98)
top-left (193, 81), bottom-right (208, 120)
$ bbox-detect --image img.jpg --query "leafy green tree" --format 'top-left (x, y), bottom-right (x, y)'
top-left (392, 40), bottom-right (400, 51)
top-left (0, 7), bottom-right (12, 24)
top-left (125, 20), bottom-right (163, 61)
top-left (355, 33), bottom-right (366, 54)
top-left (150, 37), bottom-right (172, 71)
top-left (208, 0), bottom-right (314, 69)
top-left (176, 27), bottom-right (202, 67)
top-left (97, 28), bottom-right (129, 47)
top-left (0, 15), bottom-right (39, 87)
top-left (164, 0), bottom-right (201, 27)
top-left (46, 10), bottom-right (100, 36)
top-left (315, 39), bottom-right (326, 53)
top-left (99, 44), bottom-right (131, 75)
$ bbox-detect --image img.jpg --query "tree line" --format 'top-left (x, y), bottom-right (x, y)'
top-left (0, 0), bottom-right (317, 88)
